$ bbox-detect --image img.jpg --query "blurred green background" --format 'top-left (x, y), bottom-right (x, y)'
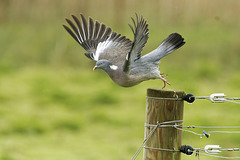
top-left (0, 0), bottom-right (240, 159)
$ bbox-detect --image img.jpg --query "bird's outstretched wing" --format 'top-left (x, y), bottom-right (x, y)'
top-left (63, 14), bottom-right (132, 63)
top-left (123, 14), bottom-right (149, 72)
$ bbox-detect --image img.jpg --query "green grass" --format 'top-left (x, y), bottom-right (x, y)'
top-left (0, 67), bottom-right (239, 160)
top-left (0, 0), bottom-right (240, 159)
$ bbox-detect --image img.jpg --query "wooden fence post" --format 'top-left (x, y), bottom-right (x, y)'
top-left (143, 88), bottom-right (185, 160)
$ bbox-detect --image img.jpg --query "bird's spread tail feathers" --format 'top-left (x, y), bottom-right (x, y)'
top-left (156, 33), bottom-right (185, 60)
top-left (141, 33), bottom-right (185, 62)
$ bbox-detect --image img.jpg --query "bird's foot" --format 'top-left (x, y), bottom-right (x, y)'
top-left (160, 74), bottom-right (170, 89)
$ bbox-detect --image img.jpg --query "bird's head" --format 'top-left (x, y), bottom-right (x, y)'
top-left (93, 59), bottom-right (118, 73)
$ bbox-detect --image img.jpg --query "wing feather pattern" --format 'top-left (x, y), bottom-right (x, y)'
top-left (63, 14), bottom-right (132, 62)
top-left (124, 14), bottom-right (149, 72)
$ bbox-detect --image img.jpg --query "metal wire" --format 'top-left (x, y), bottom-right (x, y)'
top-left (192, 150), bottom-right (240, 159)
top-left (208, 131), bottom-right (240, 134)
top-left (145, 123), bottom-right (240, 138)
top-left (144, 146), bottom-right (179, 152)
top-left (147, 93), bottom-right (240, 104)
top-left (146, 96), bottom-right (181, 101)
top-left (183, 126), bottom-right (240, 129)
top-left (131, 122), bottom-right (158, 160)
top-left (176, 125), bottom-right (240, 137)
top-left (224, 99), bottom-right (240, 104)
top-left (195, 94), bottom-right (240, 104)
top-left (174, 126), bottom-right (203, 137)
top-left (131, 120), bottom-right (183, 160)
top-left (132, 120), bottom-right (240, 159)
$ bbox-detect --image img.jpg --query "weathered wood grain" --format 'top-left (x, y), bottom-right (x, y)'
top-left (143, 88), bottom-right (185, 160)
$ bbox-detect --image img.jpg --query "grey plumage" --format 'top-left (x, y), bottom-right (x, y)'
top-left (124, 14), bottom-right (149, 72)
top-left (63, 14), bottom-right (185, 88)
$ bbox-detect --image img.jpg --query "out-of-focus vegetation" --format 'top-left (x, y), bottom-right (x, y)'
top-left (0, 0), bottom-right (240, 160)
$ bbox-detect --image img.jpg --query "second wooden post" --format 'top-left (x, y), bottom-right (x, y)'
top-left (143, 88), bottom-right (185, 160)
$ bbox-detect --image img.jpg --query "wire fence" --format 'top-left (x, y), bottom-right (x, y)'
top-left (147, 93), bottom-right (240, 104)
top-left (132, 120), bottom-right (240, 159)
top-left (132, 93), bottom-right (240, 159)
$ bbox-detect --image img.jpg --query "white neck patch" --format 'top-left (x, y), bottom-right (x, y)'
top-left (110, 65), bottom-right (118, 70)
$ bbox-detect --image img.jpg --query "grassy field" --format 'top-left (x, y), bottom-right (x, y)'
top-left (0, 0), bottom-right (240, 160)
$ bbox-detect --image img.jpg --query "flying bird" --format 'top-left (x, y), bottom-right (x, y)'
top-left (63, 14), bottom-right (185, 88)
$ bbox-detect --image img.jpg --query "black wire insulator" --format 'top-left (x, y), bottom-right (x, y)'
top-left (180, 145), bottom-right (194, 155)
top-left (182, 93), bottom-right (195, 103)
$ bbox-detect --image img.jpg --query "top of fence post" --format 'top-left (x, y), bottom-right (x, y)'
top-left (143, 88), bottom-right (185, 160)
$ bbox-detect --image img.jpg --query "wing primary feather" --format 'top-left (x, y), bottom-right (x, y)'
top-left (65, 18), bottom-right (78, 34)
top-left (80, 14), bottom-right (88, 40)
top-left (64, 13), bottom-right (133, 63)
top-left (123, 14), bottom-right (149, 72)
top-left (116, 36), bottom-right (126, 42)
top-left (93, 21), bottom-right (100, 40)
top-left (96, 24), bottom-right (106, 41)
top-left (109, 32), bottom-right (117, 40)
top-left (135, 13), bottom-right (139, 27)
top-left (112, 33), bottom-right (121, 41)
top-left (72, 15), bottom-right (84, 43)
top-left (71, 15), bottom-right (84, 42)
top-left (131, 17), bottom-right (136, 29)
top-left (85, 53), bottom-right (96, 61)
top-left (88, 17), bottom-right (94, 48)
top-left (128, 24), bottom-right (135, 34)
top-left (63, 24), bottom-right (80, 44)
top-left (65, 18), bottom-right (81, 41)
top-left (100, 27), bottom-right (112, 41)
top-left (88, 17), bottom-right (94, 40)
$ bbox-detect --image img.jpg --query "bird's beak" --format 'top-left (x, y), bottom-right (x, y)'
top-left (93, 66), bottom-right (98, 71)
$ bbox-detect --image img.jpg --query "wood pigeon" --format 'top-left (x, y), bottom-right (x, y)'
top-left (63, 14), bottom-right (185, 88)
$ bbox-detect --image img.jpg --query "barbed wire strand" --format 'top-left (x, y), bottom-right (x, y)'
top-left (146, 124), bottom-right (240, 129)
top-left (145, 123), bottom-right (240, 137)
top-left (175, 126), bottom-right (240, 137)
top-left (174, 126), bottom-right (203, 137)
top-left (182, 126), bottom-right (240, 129)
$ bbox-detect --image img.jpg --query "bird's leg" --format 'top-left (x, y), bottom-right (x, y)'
top-left (160, 74), bottom-right (170, 89)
